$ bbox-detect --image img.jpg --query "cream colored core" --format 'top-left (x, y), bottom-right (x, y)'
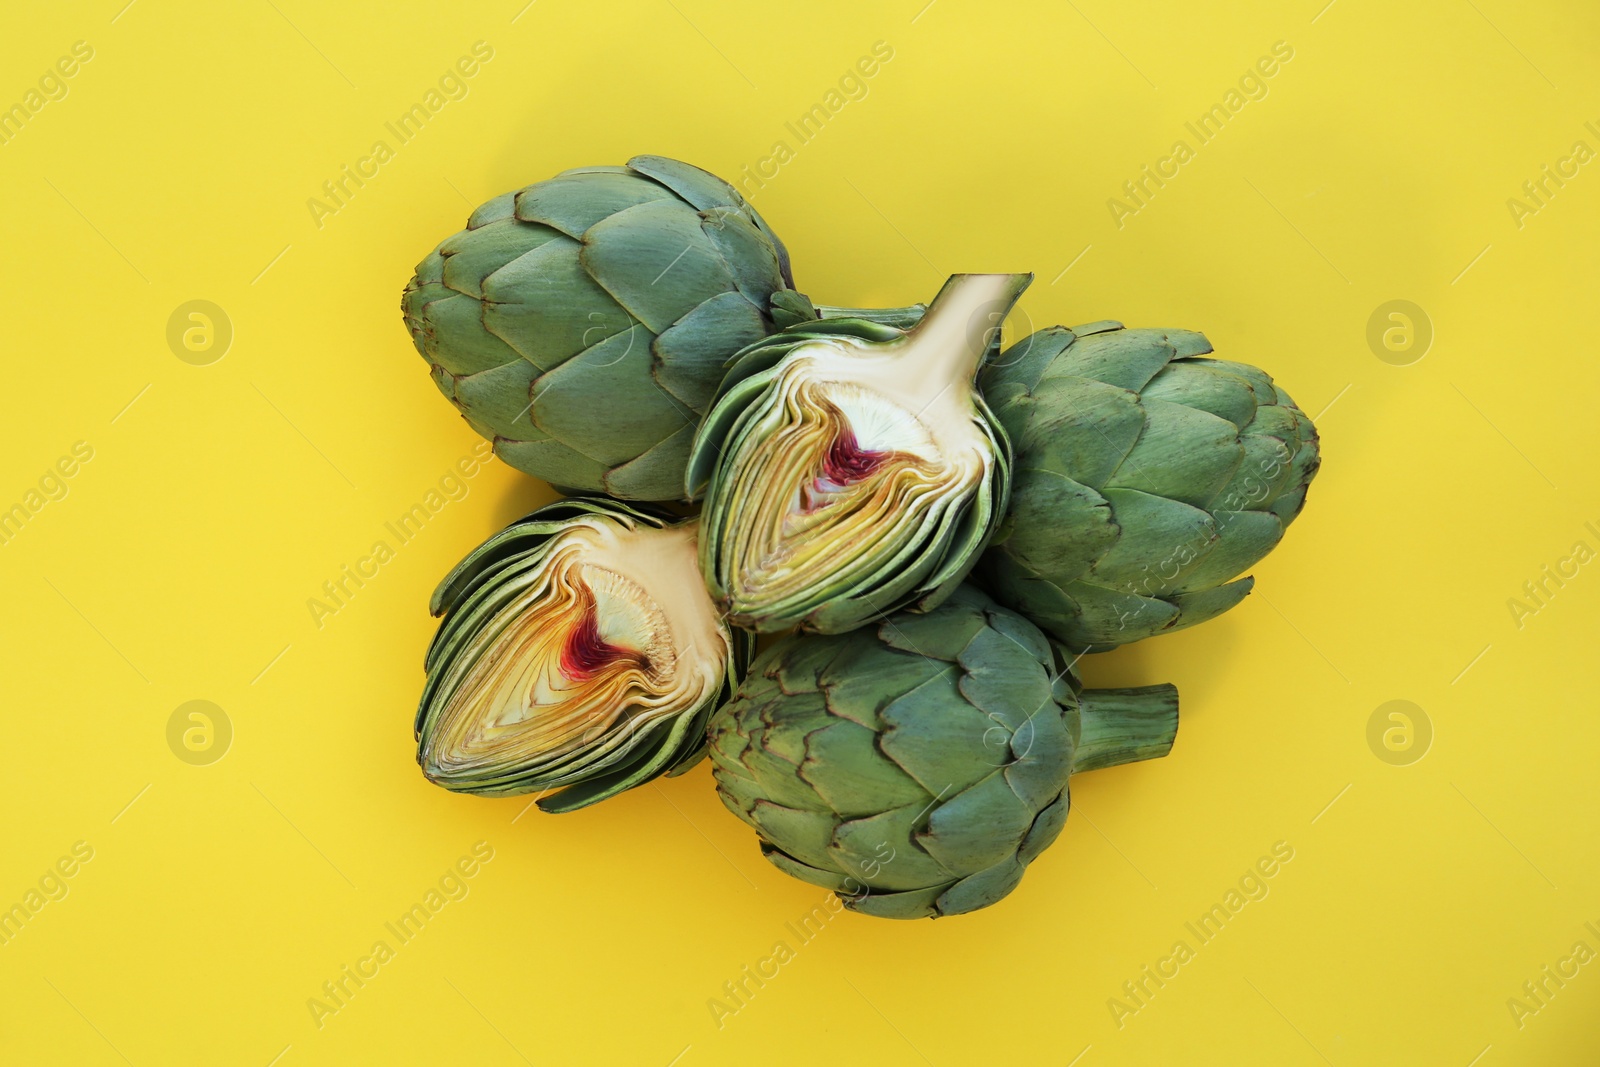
top-left (424, 520), bottom-right (727, 783)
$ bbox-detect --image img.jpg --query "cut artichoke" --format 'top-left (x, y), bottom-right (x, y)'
top-left (706, 585), bottom-right (1179, 919)
top-left (979, 322), bottom-right (1320, 650)
top-left (415, 499), bottom-right (749, 813)
top-left (688, 274), bottom-right (1030, 633)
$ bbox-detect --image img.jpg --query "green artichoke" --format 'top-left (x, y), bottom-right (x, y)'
top-left (686, 274), bottom-right (1030, 634)
top-left (401, 156), bottom-right (814, 500)
top-left (415, 498), bottom-right (750, 813)
top-left (707, 585), bottom-right (1178, 918)
top-left (979, 322), bottom-right (1320, 651)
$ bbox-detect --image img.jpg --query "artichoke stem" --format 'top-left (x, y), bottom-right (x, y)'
top-left (1071, 685), bottom-right (1179, 773)
top-left (908, 273), bottom-right (1033, 384)
top-left (815, 303), bottom-right (928, 330)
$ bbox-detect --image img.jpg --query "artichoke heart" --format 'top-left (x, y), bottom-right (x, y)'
top-left (415, 499), bottom-right (749, 813)
top-left (689, 274), bottom-right (1030, 634)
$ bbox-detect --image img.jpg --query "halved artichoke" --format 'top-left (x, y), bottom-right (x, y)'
top-left (686, 274), bottom-right (1031, 633)
top-left (415, 499), bottom-right (750, 813)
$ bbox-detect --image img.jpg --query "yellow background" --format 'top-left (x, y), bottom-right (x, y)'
top-left (3, 1), bottom-right (1597, 1063)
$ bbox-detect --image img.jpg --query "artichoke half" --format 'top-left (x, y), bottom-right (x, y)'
top-left (416, 499), bottom-right (751, 813)
top-left (687, 274), bottom-right (1031, 634)
top-left (401, 156), bottom-right (814, 500)
top-left (979, 322), bottom-right (1320, 651)
top-left (707, 585), bottom-right (1178, 919)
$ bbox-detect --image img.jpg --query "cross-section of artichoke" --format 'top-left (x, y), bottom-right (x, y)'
top-left (415, 499), bottom-right (750, 813)
top-left (707, 585), bottom-right (1178, 918)
top-left (979, 322), bottom-right (1320, 650)
top-left (401, 156), bottom-right (815, 500)
top-left (687, 274), bottom-right (1030, 634)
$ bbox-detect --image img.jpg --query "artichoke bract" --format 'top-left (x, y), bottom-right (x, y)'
top-left (687, 274), bottom-right (1030, 634)
top-left (401, 156), bottom-right (814, 500)
top-left (979, 322), bottom-right (1320, 651)
top-left (707, 585), bottom-right (1178, 919)
top-left (415, 499), bottom-right (750, 813)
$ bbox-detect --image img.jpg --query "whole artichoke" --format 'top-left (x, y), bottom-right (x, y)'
top-left (687, 274), bottom-right (1029, 634)
top-left (979, 322), bottom-right (1319, 651)
top-left (416, 498), bottom-right (751, 813)
top-left (707, 585), bottom-right (1178, 918)
top-left (401, 156), bottom-right (814, 500)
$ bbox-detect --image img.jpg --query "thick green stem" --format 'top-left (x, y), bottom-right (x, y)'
top-left (908, 274), bottom-right (1033, 386)
top-left (815, 303), bottom-right (928, 330)
top-left (1070, 684), bottom-right (1179, 773)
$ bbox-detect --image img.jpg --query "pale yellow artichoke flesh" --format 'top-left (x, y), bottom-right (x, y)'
top-left (715, 337), bottom-right (992, 621)
top-left (421, 520), bottom-right (727, 787)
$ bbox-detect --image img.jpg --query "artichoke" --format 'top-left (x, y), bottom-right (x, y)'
top-left (707, 585), bottom-right (1178, 918)
top-left (979, 322), bottom-right (1320, 651)
top-left (415, 498), bottom-right (750, 813)
top-left (401, 156), bottom-right (814, 500)
top-left (687, 274), bottom-right (1030, 634)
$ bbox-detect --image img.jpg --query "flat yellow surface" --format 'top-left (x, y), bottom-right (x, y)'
top-left (3, 1), bottom-right (1597, 1064)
